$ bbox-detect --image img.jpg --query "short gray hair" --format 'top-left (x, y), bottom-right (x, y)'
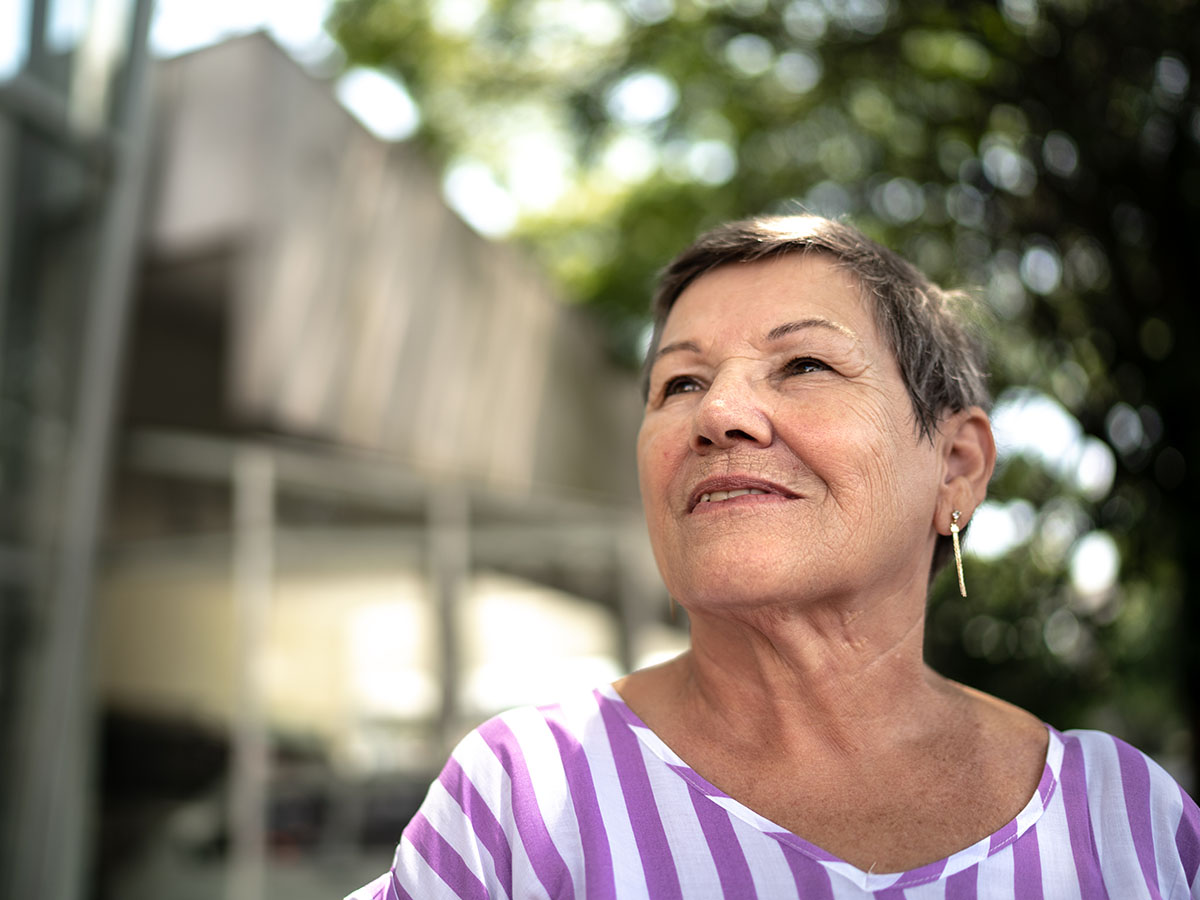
top-left (642, 214), bottom-right (990, 577)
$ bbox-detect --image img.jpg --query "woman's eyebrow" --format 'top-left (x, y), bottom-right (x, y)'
top-left (650, 339), bottom-right (702, 366)
top-left (765, 317), bottom-right (857, 342)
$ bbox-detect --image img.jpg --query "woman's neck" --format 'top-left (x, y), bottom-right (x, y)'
top-left (619, 588), bottom-right (960, 759)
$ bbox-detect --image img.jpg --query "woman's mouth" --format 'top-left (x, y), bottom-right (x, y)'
top-left (687, 479), bottom-right (799, 512)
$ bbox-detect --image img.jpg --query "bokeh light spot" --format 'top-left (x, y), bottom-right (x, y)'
top-left (1042, 131), bottom-right (1079, 178)
top-left (1155, 54), bottom-right (1190, 99)
top-left (336, 68), bottom-right (420, 141)
top-left (804, 180), bottom-right (852, 218)
top-left (782, 0), bottom-right (828, 40)
top-left (443, 160), bottom-right (518, 237)
top-left (1044, 608), bottom-right (1083, 658)
top-left (606, 70), bottom-right (679, 126)
top-left (725, 33), bottom-right (774, 77)
top-left (1070, 531), bottom-right (1120, 598)
top-left (1019, 244), bottom-right (1062, 294)
top-left (775, 50), bottom-right (822, 93)
top-left (966, 499), bottom-right (1036, 561)
top-left (624, 0), bottom-right (675, 25)
top-left (982, 141), bottom-right (1036, 195)
top-left (1105, 402), bottom-right (1144, 455)
top-left (871, 177), bottom-right (925, 224)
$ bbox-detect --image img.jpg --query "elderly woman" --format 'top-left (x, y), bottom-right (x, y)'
top-left (351, 216), bottom-right (1200, 899)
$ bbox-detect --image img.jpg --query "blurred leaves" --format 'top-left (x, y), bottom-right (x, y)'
top-left (330, 0), bottom-right (1200, 760)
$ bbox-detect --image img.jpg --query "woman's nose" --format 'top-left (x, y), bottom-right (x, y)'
top-left (690, 374), bottom-right (773, 451)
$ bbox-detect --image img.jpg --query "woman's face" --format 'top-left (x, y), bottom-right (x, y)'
top-left (637, 253), bottom-right (949, 612)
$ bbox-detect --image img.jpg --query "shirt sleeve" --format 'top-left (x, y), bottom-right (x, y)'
top-left (346, 725), bottom-right (518, 900)
top-left (1094, 730), bottom-right (1200, 900)
top-left (1175, 781), bottom-right (1200, 898)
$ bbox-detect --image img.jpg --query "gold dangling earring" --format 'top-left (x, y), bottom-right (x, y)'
top-left (950, 509), bottom-right (967, 597)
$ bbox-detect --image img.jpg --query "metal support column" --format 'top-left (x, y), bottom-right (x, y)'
top-left (428, 483), bottom-right (470, 752)
top-left (1, 1), bottom-right (156, 897)
top-left (615, 515), bottom-right (651, 674)
top-left (227, 444), bottom-right (275, 900)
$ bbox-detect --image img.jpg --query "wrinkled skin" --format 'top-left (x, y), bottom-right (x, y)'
top-left (639, 253), bottom-right (961, 623)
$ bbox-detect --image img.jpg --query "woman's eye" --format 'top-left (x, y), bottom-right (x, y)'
top-left (662, 376), bottom-right (703, 397)
top-left (783, 357), bottom-right (829, 375)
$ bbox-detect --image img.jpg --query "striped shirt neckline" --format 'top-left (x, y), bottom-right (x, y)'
top-left (595, 683), bottom-right (1063, 893)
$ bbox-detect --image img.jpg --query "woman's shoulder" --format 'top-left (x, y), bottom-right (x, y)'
top-left (958, 685), bottom-right (1197, 821)
top-left (445, 685), bottom-right (626, 774)
top-left (950, 682), bottom-right (1050, 778)
top-left (1052, 727), bottom-right (1200, 888)
top-left (1053, 725), bottom-right (1196, 803)
top-left (378, 689), bottom-right (625, 900)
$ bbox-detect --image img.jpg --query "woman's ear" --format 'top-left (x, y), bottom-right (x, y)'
top-left (935, 406), bottom-right (996, 533)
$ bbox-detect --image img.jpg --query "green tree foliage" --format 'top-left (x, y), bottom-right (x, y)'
top-left (330, 0), bottom-right (1200, 771)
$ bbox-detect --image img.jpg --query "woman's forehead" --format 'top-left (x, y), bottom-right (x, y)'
top-left (661, 253), bottom-right (877, 345)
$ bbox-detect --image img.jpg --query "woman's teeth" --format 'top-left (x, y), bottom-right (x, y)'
top-left (698, 488), bottom-right (768, 503)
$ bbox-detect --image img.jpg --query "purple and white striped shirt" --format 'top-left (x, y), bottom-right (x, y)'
top-left (348, 685), bottom-right (1200, 899)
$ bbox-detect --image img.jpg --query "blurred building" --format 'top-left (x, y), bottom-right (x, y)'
top-left (2, 23), bottom-right (677, 900)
